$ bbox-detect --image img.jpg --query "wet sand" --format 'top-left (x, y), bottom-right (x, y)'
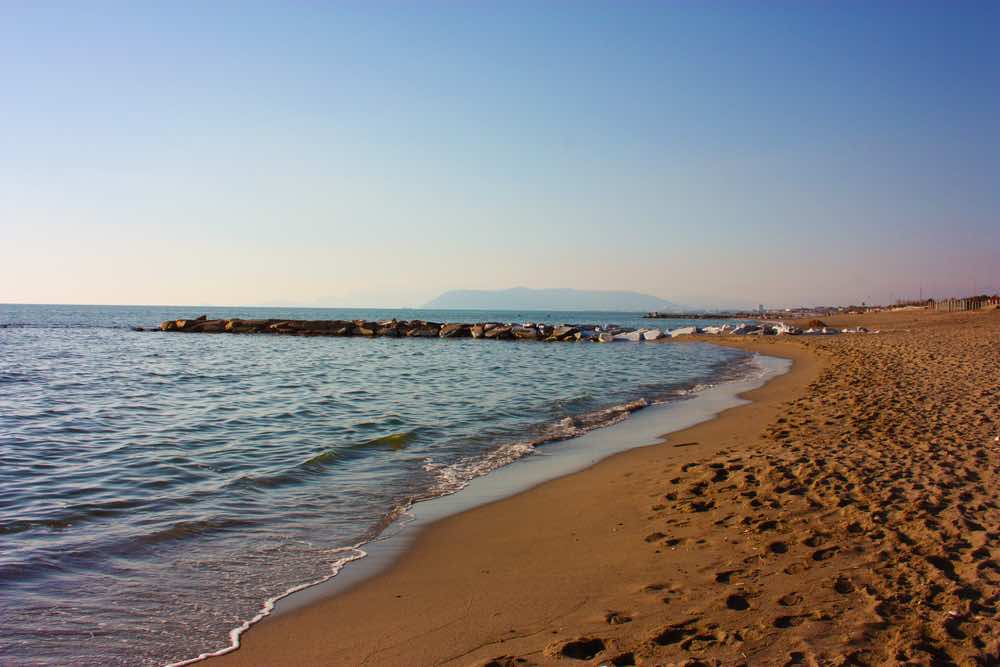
top-left (207, 309), bottom-right (999, 666)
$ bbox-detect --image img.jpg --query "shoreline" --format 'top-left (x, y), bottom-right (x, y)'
top-left (202, 337), bottom-right (817, 667)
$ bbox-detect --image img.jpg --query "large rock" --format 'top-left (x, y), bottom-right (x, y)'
top-left (729, 323), bottom-right (761, 336)
top-left (224, 319), bottom-right (274, 333)
top-left (353, 321), bottom-right (378, 336)
top-left (173, 316), bottom-right (210, 330)
top-left (613, 330), bottom-right (644, 342)
top-left (187, 319), bottom-right (226, 333)
top-left (484, 325), bottom-right (514, 340)
top-left (336, 323), bottom-right (356, 335)
top-left (643, 328), bottom-right (664, 340)
top-left (405, 322), bottom-right (441, 337)
top-left (596, 332), bottom-right (615, 343)
top-left (470, 324), bottom-right (486, 339)
top-left (512, 326), bottom-right (541, 341)
top-left (772, 322), bottom-right (802, 335)
top-left (551, 325), bottom-right (580, 341)
top-left (160, 320), bottom-right (177, 331)
top-left (439, 323), bottom-right (472, 338)
top-left (377, 322), bottom-right (401, 337)
top-left (670, 326), bottom-right (699, 337)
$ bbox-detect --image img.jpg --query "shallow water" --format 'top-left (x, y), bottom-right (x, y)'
top-left (0, 305), bottom-right (751, 666)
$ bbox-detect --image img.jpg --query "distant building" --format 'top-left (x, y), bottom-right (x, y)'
top-left (758, 304), bottom-right (764, 314)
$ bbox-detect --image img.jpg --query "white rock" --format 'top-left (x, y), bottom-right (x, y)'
top-left (729, 323), bottom-right (761, 335)
top-left (613, 330), bottom-right (644, 342)
top-left (643, 328), bottom-right (664, 340)
top-left (772, 322), bottom-right (802, 335)
top-left (596, 332), bottom-right (615, 343)
top-left (670, 326), bottom-right (698, 337)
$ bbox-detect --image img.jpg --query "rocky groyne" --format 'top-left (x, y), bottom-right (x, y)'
top-left (155, 316), bottom-right (876, 341)
top-left (159, 315), bottom-right (641, 342)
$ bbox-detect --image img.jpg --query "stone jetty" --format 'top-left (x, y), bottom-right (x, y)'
top-left (156, 316), bottom-right (877, 341)
top-left (160, 315), bottom-right (626, 342)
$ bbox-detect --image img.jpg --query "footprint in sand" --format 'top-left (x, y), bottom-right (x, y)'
top-left (726, 593), bottom-right (750, 610)
top-left (603, 651), bottom-right (636, 666)
top-left (680, 499), bottom-right (715, 513)
top-left (552, 638), bottom-right (605, 660)
top-left (784, 562), bottom-right (808, 575)
top-left (651, 619), bottom-right (699, 645)
top-left (769, 541), bottom-right (789, 554)
top-left (778, 592), bottom-right (803, 606)
top-left (757, 519), bottom-right (781, 532)
top-left (834, 576), bottom-right (855, 594)
top-left (802, 532), bottom-right (827, 547)
top-left (782, 652), bottom-right (805, 665)
top-left (773, 615), bottom-right (806, 629)
top-left (605, 611), bottom-right (632, 625)
top-left (682, 632), bottom-right (720, 652)
top-left (715, 569), bottom-right (741, 584)
top-left (481, 657), bottom-right (531, 667)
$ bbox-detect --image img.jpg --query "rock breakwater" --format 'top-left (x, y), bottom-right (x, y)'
top-left (160, 316), bottom-right (631, 342)
top-left (156, 316), bottom-right (878, 341)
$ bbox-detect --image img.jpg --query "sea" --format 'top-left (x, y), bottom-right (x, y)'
top-left (0, 304), bottom-right (756, 666)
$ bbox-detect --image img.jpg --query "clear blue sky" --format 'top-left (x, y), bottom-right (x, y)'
top-left (2, 1), bottom-right (998, 308)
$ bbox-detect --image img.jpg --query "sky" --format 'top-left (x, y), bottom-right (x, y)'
top-left (2, 2), bottom-right (998, 309)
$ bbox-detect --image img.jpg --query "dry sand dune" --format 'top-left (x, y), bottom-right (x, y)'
top-left (210, 309), bottom-right (999, 667)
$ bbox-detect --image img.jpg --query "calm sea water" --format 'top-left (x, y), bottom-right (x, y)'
top-left (0, 304), bottom-right (751, 666)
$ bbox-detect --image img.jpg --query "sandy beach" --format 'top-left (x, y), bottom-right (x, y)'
top-left (207, 309), bottom-right (999, 666)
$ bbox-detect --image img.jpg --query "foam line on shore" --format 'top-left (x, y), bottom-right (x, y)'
top-left (162, 546), bottom-right (367, 667)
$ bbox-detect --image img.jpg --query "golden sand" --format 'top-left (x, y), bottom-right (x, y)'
top-left (208, 309), bottom-right (999, 666)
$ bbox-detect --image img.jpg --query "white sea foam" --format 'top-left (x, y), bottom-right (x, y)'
top-left (162, 546), bottom-right (367, 667)
top-left (420, 397), bottom-right (655, 495)
top-left (422, 441), bottom-right (538, 495)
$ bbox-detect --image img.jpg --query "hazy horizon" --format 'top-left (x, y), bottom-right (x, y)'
top-left (3, 3), bottom-right (998, 309)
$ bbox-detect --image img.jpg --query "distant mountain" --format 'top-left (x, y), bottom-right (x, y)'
top-left (424, 287), bottom-right (685, 312)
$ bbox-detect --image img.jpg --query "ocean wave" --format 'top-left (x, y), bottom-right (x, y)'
top-left (422, 441), bottom-right (538, 496)
top-left (235, 430), bottom-right (422, 490)
top-left (139, 517), bottom-right (257, 546)
top-left (420, 397), bottom-right (651, 496)
top-left (352, 430), bottom-right (417, 450)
